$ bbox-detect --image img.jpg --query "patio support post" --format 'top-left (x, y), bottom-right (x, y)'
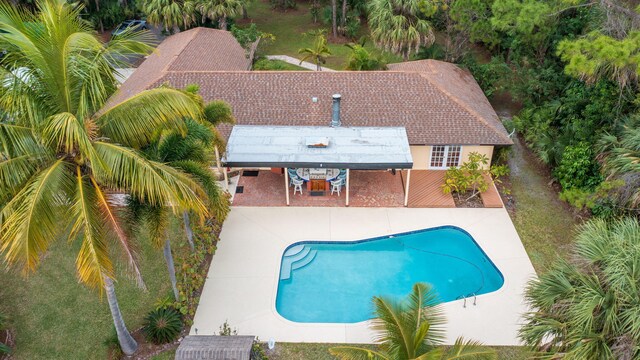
top-left (404, 169), bottom-right (411, 207)
top-left (214, 146), bottom-right (228, 192)
top-left (345, 169), bottom-right (350, 207)
top-left (284, 167), bottom-right (290, 206)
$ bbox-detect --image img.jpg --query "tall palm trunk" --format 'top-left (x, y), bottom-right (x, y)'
top-left (312, 0), bottom-right (319, 23)
top-left (219, 17), bottom-right (228, 30)
top-left (183, 211), bottom-right (195, 251)
top-left (163, 238), bottom-right (180, 301)
top-left (94, 0), bottom-right (104, 33)
top-left (104, 277), bottom-right (138, 356)
top-left (242, 6), bottom-right (248, 19)
top-left (331, 0), bottom-right (337, 38)
top-left (341, 0), bottom-right (347, 30)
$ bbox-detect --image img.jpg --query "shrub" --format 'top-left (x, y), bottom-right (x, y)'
top-left (251, 338), bottom-right (268, 360)
top-left (252, 58), bottom-right (288, 70)
top-left (143, 308), bottom-right (183, 344)
top-left (218, 320), bottom-right (238, 336)
top-left (554, 142), bottom-right (602, 191)
top-left (442, 152), bottom-right (509, 200)
top-left (344, 43), bottom-right (386, 70)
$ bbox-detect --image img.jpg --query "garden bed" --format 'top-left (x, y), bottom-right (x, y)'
top-left (452, 192), bottom-right (485, 208)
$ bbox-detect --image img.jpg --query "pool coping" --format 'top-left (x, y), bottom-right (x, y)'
top-left (192, 207), bottom-right (537, 346)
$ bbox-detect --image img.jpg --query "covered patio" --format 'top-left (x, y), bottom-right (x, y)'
top-left (233, 169), bottom-right (406, 207)
top-left (223, 125), bottom-right (415, 207)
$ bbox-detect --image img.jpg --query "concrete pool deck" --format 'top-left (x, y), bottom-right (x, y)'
top-left (191, 207), bottom-right (536, 345)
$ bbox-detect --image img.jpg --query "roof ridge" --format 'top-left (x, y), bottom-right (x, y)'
top-left (161, 28), bottom-right (202, 73)
top-left (415, 70), bottom-right (511, 144)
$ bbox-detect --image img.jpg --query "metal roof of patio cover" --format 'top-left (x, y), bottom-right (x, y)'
top-left (223, 125), bottom-right (414, 170)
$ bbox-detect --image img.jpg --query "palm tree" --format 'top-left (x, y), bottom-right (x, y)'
top-left (367, 0), bottom-right (435, 61)
top-left (520, 217), bottom-right (640, 359)
top-left (331, 0), bottom-right (337, 37)
top-left (143, 0), bottom-right (198, 33)
top-left (597, 122), bottom-right (640, 211)
top-left (298, 30), bottom-right (332, 71)
top-left (0, 0), bottom-right (207, 355)
top-left (197, 0), bottom-right (244, 31)
top-left (330, 283), bottom-right (496, 360)
top-left (129, 100), bottom-right (232, 300)
top-left (345, 39), bottom-right (386, 70)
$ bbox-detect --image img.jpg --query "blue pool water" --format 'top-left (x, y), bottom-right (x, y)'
top-left (275, 226), bottom-right (503, 323)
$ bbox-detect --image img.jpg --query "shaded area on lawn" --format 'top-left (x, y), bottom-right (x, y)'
top-left (0, 218), bottom-right (188, 359)
top-left (506, 136), bottom-right (578, 271)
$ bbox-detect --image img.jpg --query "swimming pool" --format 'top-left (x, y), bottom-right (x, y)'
top-left (275, 226), bottom-right (504, 323)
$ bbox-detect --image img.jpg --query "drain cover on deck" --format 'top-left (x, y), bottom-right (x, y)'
top-left (310, 191), bottom-right (325, 196)
top-left (235, 186), bottom-right (244, 194)
top-left (242, 170), bottom-right (259, 177)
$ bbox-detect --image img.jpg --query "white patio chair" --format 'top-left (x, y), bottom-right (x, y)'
top-left (330, 178), bottom-right (343, 196)
top-left (292, 178), bottom-right (304, 195)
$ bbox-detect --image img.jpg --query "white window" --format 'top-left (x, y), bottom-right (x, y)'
top-left (429, 145), bottom-right (462, 169)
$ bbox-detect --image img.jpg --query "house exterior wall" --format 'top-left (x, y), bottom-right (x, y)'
top-left (410, 145), bottom-right (494, 170)
top-left (461, 146), bottom-right (494, 169)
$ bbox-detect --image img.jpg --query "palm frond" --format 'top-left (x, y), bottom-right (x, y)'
top-left (329, 346), bottom-right (390, 360)
top-left (98, 88), bottom-right (202, 148)
top-left (170, 160), bottom-right (228, 219)
top-left (406, 282), bottom-right (446, 347)
top-left (69, 166), bottom-right (113, 291)
top-left (0, 159), bottom-right (73, 273)
top-left (93, 141), bottom-right (207, 215)
top-left (0, 155), bottom-right (42, 202)
top-left (91, 176), bottom-right (146, 289)
top-left (441, 337), bottom-right (496, 359)
top-left (0, 123), bottom-right (45, 158)
top-left (143, 205), bottom-right (170, 250)
top-left (42, 112), bottom-right (96, 160)
top-left (203, 100), bottom-right (236, 127)
top-left (371, 295), bottom-right (414, 359)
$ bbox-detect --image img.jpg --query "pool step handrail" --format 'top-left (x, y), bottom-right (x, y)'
top-left (457, 293), bottom-right (477, 308)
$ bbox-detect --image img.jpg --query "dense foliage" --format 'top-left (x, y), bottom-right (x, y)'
top-left (415, 0), bottom-right (640, 218)
top-left (520, 218), bottom-right (640, 359)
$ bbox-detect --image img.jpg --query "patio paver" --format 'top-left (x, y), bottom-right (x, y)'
top-left (233, 170), bottom-right (405, 207)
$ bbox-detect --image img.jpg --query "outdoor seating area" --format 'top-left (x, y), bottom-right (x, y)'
top-left (233, 169), bottom-right (406, 207)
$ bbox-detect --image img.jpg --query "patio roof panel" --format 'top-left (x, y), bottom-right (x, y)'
top-left (223, 125), bottom-right (414, 170)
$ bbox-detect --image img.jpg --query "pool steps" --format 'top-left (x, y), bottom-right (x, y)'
top-left (280, 246), bottom-right (318, 280)
top-left (292, 250), bottom-right (317, 271)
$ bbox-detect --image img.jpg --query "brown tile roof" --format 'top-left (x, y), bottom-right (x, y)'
top-left (106, 29), bottom-right (511, 146)
top-left (106, 27), bottom-right (250, 107)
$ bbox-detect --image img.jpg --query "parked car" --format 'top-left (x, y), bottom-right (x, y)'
top-left (111, 20), bottom-right (148, 37)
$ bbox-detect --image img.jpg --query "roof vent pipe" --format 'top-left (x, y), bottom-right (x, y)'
top-left (331, 94), bottom-right (341, 127)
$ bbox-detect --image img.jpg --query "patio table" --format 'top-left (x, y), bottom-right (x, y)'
top-left (295, 168), bottom-right (340, 181)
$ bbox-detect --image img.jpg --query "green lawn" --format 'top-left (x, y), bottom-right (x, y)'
top-left (240, 0), bottom-right (401, 69)
top-left (506, 137), bottom-right (578, 272)
top-left (264, 343), bottom-right (529, 359)
top-left (0, 218), bottom-right (187, 359)
top-left (253, 58), bottom-right (309, 70)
